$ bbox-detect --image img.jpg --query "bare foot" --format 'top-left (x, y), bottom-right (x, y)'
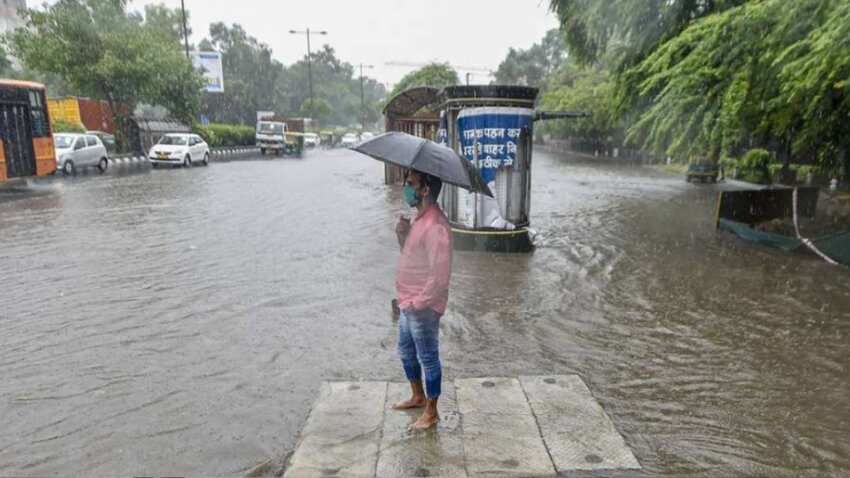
top-left (411, 412), bottom-right (439, 430)
top-left (392, 396), bottom-right (426, 410)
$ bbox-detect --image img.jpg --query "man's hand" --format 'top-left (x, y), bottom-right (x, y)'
top-left (395, 215), bottom-right (411, 248)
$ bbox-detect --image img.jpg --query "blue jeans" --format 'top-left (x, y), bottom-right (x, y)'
top-left (397, 308), bottom-right (442, 399)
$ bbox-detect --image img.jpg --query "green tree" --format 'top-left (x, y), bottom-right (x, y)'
top-left (772, 0), bottom-right (850, 176)
top-left (539, 67), bottom-right (620, 149)
top-left (9, 0), bottom-right (202, 144)
top-left (284, 45), bottom-right (386, 127)
top-left (299, 97), bottom-right (332, 121)
top-left (0, 48), bottom-right (12, 76)
top-left (143, 3), bottom-right (190, 43)
top-left (546, 0), bottom-right (850, 175)
top-left (198, 28), bottom-right (386, 129)
top-left (493, 29), bottom-right (567, 87)
top-left (200, 23), bottom-right (285, 125)
top-left (617, 0), bottom-right (849, 167)
top-left (388, 63), bottom-right (459, 99)
top-left (549, 0), bottom-right (747, 69)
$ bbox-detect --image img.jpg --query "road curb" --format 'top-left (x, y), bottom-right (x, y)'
top-left (106, 147), bottom-right (260, 167)
top-left (210, 147), bottom-right (259, 161)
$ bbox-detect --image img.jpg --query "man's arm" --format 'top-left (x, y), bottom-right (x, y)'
top-left (410, 225), bottom-right (452, 311)
top-left (395, 215), bottom-right (411, 249)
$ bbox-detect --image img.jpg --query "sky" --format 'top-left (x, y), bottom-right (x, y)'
top-left (27, 0), bottom-right (559, 88)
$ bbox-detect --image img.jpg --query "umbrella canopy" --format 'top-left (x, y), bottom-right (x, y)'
top-left (350, 131), bottom-right (493, 197)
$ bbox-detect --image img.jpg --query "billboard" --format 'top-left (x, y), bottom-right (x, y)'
top-left (191, 51), bottom-right (224, 93)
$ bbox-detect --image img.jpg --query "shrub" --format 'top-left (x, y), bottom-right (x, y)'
top-left (738, 149), bottom-right (772, 184)
top-left (192, 123), bottom-right (255, 147)
top-left (52, 118), bottom-right (85, 133)
top-left (193, 125), bottom-right (217, 146)
top-left (794, 165), bottom-right (814, 180)
top-left (719, 156), bottom-right (738, 172)
top-left (768, 163), bottom-right (784, 181)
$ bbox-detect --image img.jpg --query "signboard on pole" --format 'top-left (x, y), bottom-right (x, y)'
top-left (191, 51), bottom-right (225, 93)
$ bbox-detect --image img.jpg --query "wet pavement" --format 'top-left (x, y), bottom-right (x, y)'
top-left (1, 148), bottom-right (849, 477)
top-left (285, 375), bottom-right (638, 477)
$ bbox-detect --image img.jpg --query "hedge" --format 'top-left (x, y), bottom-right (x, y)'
top-left (52, 118), bottom-right (86, 133)
top-left (193, 123), bottom-right (255, 147)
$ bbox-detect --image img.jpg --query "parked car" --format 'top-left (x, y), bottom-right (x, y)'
top-left (341, 133), bottom-right (359, 147)
top-left (148, 133), bottom-right (210, 168)
top-left (54, 133), bottom-right (109, 175)
top-left (359, 132), bottom-right (375, 141)
top-left (304, 132), bottom-right (320, 148)
top-left (86, 130), bottom-right (117, 153)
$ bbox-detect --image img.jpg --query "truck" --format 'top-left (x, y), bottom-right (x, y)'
top-left (256, 113), bottom-right (306, 157)
top-left (256, 119), bottom-right (287, 155)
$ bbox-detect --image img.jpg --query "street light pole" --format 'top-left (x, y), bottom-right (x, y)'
top-left (290, 28), bottom-right (328, 121)
top-left (180, 0), bottom-right (190, 59)
top-left (358, 63), bottom-right (374, 132)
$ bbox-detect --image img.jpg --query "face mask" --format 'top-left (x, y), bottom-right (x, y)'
top-left (403, 184), bottom-right (422, 207)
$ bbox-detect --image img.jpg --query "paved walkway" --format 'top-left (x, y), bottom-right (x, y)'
top-left (284, 375), bottom-right (640, 477)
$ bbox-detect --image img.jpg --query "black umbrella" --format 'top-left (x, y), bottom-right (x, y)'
top-left (350, 131), bottom-right (493, 197)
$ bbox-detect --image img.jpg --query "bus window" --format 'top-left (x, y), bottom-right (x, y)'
top-left (28, 90), bottom-right (50, 137)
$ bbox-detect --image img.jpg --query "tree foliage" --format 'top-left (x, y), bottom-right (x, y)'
top-left (538, 67), bottom-right (620, 147)
top-left (300, 97), bottom-right (332, 121)
top-left (493, 29), bottom-right (567, 87)
top-left (199, 23), bottom-right (284, 125)
top-left (143, 3), bottom-right (191, 44)
top-left (549, 0), bottom-right (746, 69)
top-left (542, 0), bottom-right (850, 175)
top-left (8, 0), bottom-right (203, 141)
top-left (388, 63), bottom-right (459, 99)
top-left (619, 0), bottom-right (850, 168)
top-left (284, 45), bottom-right (386, 127)
top-left (199, 26), bottom-right (385, 128)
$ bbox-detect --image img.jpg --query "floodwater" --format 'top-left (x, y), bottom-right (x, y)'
top-left (1, 149), bottom-right (848, 477)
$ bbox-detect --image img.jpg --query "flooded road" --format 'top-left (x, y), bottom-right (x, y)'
top-left (1, 148), bottom-right (849, 477)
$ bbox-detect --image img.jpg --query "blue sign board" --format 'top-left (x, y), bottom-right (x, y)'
top-left (457, 107), bottom-right (533, 183)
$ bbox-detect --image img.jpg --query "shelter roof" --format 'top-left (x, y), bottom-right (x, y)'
top-left (383, 86), bottom-right (441, 118)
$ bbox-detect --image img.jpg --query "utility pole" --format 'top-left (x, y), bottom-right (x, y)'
top-left (290, 28), bottom-right (328, 120)
top-left (358, 63), bottom-right (374, 132)
top-left (180, 0), bottom-right (190, 59)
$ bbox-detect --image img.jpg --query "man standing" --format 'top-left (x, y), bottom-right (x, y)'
top-left (392, 169), bottom-right (452, 430)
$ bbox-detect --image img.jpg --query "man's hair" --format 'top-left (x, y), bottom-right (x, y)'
top-left (421, 173), bottom-right (442, 202)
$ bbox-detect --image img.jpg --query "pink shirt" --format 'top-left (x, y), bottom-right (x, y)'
top-left (396, 204), bottom-right (453, 314)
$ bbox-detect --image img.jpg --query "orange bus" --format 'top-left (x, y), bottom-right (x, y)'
top-left (0, 80), bottom-right (56, 182)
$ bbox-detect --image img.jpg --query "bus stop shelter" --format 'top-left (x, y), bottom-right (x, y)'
top-left (382, 86), bottom-right (441, 184)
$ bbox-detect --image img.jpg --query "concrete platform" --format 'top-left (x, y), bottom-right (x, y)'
top-left (284, 376), bottom-right (640, 478)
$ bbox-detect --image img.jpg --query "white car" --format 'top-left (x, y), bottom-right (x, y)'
top-left (54, 133), bottom-right (109, 175)
top-left (148, 133), bottom-right (210, 168)
top-left (360, 132), bottom-right (375, 141)
top-left (304, 132), bottom-right (320, 148)
top-left (341, 133), bottom-right (359, 147)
